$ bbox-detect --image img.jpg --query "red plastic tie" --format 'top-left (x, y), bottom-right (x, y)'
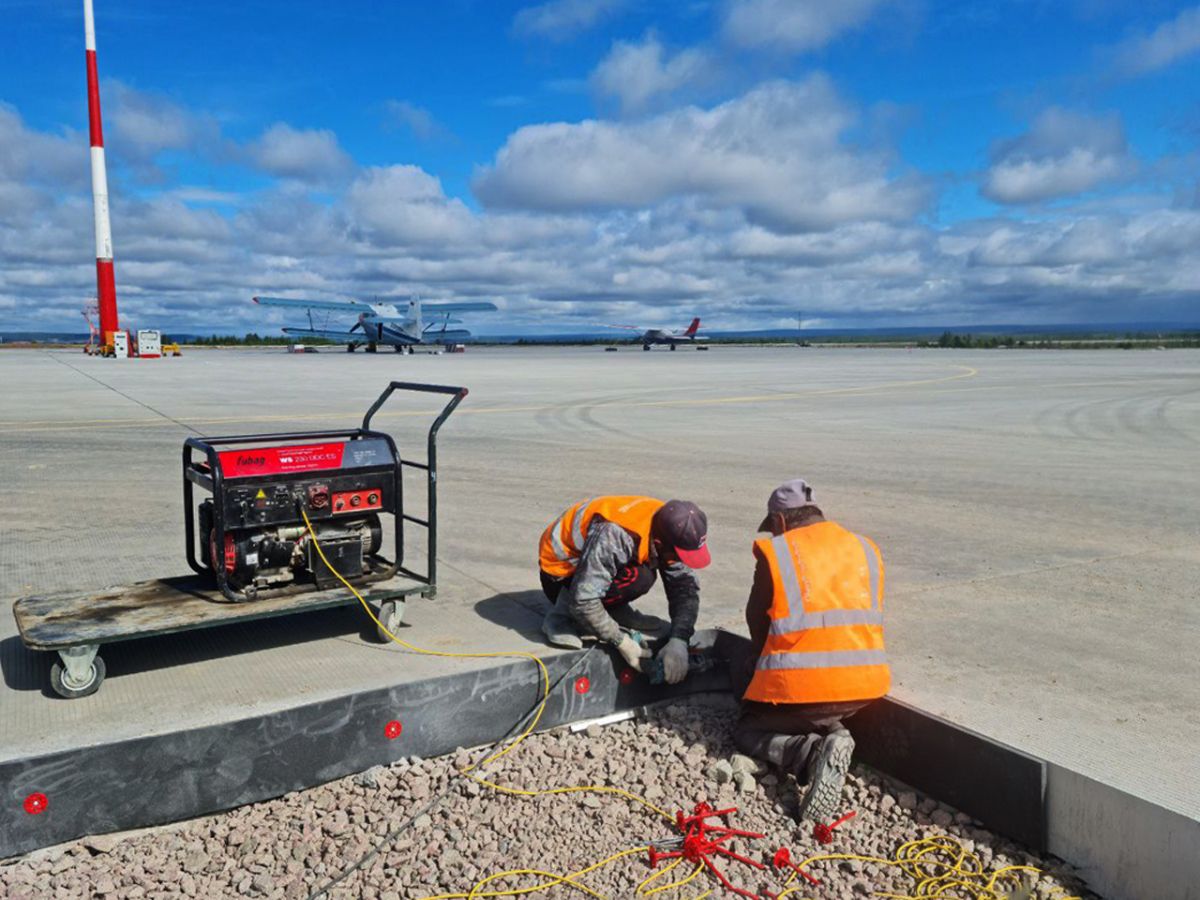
top-left (812, 809), bottom-right (857, 845)
top-left (771, 845), bottom-right (821, 886)
top-left (574, 676), bottom-right (591, 694)
top-left (384, 720), bottom-right (403, 740)
top-left (618, 668), bottom-right (637, 685)
top-left (646, 802), bottom-right (766, 898)
top-left (23, 793), bottom-right (47, 815)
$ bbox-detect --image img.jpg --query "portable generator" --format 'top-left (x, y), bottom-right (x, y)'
top-left (182, 382), bottom-right (466, 602)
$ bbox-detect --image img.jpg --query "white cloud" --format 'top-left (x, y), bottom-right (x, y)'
top-left (384, 100), bottom-right (452, 142)
top-left (249, 123), bottom-right (353, 185)
top-left (0, 103), bottom-right (85, 189)
top-left (982, 108), bottom-right (1134, 205)
top-left (346, 165), bottom-right (475, 246)
top-left (1114, 5), bottom-right (1200, 76)
top-left (721, 0), bottom-right (888, 52)
top-left (2, 94), bottom-right (1198, 336)
top-left (512, 0), bottom-right (627, 41)
top-left (108, 81), bottom-right (199, 156)
top-left (474, 77), bottom-right (926, 232)
top-left (590, 34), bottom-right (712, 113)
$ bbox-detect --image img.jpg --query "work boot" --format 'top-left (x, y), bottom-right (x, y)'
top-left (542, 605), bottom-right (583, 649)
top-left (608, 605), bottom-right (671, 638)
top-left (796, 731), bottom-right (855, 823)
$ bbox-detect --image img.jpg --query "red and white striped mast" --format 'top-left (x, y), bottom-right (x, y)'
top-left (84, 0), bottom-right (120, 345)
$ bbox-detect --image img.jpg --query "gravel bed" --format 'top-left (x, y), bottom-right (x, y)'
top-left (1, 698), bottom-right (1095, 899)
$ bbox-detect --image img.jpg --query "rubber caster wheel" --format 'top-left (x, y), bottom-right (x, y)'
top-left (50, 656), bottom-right (105, 699)
top-left (377, 600), bottom-right (406, 642)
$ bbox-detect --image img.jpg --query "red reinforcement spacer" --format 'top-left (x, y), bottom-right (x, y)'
top-left (812, 810), bottom-right (857, 845)
top-left (384, 720), bottom-right (403, 740)
top-left (24, 793), bottom-right (47, 815)
top-left (772, 846), bottom-right (821, 886)
top-left (574, 676), bottom-right (590, 695)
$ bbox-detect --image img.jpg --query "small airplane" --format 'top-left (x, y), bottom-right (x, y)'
top-left (603, 317), bottom-right (708, 350)
top-left (253, 295), bottom-right (497, 353)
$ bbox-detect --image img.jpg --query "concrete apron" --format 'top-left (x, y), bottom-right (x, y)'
top-left (1, 629), bottom-right (1195, 900)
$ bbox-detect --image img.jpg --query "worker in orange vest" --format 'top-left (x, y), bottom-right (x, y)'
top-left (538, 496), bottom-right (710, 683)
top-left (735, 479), bottom-right (889, 821)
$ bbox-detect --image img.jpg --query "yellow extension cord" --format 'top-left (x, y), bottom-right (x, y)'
top-left (302, 511), bottom-right (1080, 900)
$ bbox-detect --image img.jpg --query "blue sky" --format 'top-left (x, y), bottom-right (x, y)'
top-left (1, 0), bottom-right (1198, 334)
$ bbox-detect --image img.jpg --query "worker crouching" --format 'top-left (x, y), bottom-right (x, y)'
top-left (538, 496), bottom-right (710, 684)
top-left (736, 479), bottom-right (890, 822)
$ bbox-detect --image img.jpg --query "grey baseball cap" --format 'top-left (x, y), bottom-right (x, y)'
top-left (757, 479), bottom-right (816, 531)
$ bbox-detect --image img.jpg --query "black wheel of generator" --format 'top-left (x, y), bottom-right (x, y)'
top-left (642, 344), bottom-right (650, 351)
top-left (50, 655), bottom-right (106, 699)
top-left (376, 600), bottom-right (406, 643)
top-left (670, 344), bottom-right (676, 351)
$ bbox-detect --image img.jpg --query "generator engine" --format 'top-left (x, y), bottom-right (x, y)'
top-left (184, 433), bottom-right (402, 601)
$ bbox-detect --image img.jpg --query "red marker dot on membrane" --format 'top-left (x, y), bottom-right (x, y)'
top-left (384, 720), bottom-right (403, 740)
top-left (24, 793), bottom-right (47, 815)
top-left (574, 676), bottom-right (590, 695)
top-left (618, 668), bottom-right (637, 685)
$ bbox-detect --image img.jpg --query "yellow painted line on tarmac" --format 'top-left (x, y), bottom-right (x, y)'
top-left (0, 365), bottom-right (978, 434)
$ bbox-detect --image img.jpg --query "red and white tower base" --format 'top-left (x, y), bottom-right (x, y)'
top-left (84, 0), bottom-right (120, 344)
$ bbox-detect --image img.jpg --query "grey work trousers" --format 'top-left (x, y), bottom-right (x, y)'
top-left (733, 700), bottom-right (867, 777)
top-left (729, 642), bottom-right (867, 777)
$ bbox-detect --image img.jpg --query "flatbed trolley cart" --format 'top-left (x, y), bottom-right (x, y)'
top-left (12, 382), bottom-right (467, 699)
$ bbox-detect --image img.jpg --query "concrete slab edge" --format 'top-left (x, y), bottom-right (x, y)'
top-left (3, 628), bottom-right (1196, 900)
top-left (1, 642), bottom-right (726, 860)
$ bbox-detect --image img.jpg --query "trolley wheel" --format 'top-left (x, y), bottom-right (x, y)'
top-left (50, 655), bottom-right (105, 699)
top-left (377, 600), bottom-right (406, 642)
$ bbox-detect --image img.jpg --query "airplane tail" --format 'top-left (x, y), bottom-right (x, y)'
top-left (684, 317), bottom-right (701, 337)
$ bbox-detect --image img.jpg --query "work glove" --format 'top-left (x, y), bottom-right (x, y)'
top-left (658, 637), bottom-right (690, 685)
top-left (614, 634), bottom-right (653, 672)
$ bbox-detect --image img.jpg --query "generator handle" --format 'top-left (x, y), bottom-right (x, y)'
top-left (362, 382), bottom-right (469, 591)
top-left (361, 382), bottom-right (467, 431)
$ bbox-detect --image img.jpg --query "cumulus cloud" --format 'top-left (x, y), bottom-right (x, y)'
top-left (249, 123), bottom-right (353, 185)
top-left (474, 77), bottom-right (926, 232)
top-left (512, 0), bottom-right (627, 41)
top-left (1113, 5), bottom-right (1200, 76)
top-left (2, 91), bottom-right (1198, 336)
top-left (590, 34), bottom-right (712, 113)
top-left (721, 0), bottom-right (888, 52)
top-left (108, 82), bottom-right (201, 157)
top-left (0, 104), bottom-right (85, 190)
top-left (384, 100), bottom-right (452, 142)
top-left (982, 108), bottom-right (1134, 205)
top-left (346, 165), bottom-right (475, 246)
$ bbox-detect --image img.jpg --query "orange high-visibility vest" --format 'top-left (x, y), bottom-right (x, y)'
top-left (538, 496), bottom-right (664, 578)
top-left (744, 521), bottom-right (890, 705)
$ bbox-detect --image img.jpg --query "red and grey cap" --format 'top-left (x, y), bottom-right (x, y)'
top-left (653, 499), bottom-right (711, 569)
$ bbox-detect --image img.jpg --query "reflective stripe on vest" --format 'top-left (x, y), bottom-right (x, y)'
top-left (546, 499), bottom-right (590, 566)
top-left (539, 496), bottom-right (663, 578)
top-left (756, 649), bottom-right (888, 670)
top-left (767, 531), bottom-right (883, 636)
top-left (745, 521), bottom-right (890, 705)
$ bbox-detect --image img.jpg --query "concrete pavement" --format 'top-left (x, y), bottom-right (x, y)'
top-left (1, 345), bottom-right (1196, 821)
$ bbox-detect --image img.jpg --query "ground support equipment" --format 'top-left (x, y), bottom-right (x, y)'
top-left (12, 381), bottom-right (467, 698)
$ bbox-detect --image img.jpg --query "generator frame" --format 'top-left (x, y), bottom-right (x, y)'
top-left (12, 381), bottom-right (467, 699)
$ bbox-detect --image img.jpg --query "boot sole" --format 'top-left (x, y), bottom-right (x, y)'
top-left (797, 734), bottom-right (854, 823)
